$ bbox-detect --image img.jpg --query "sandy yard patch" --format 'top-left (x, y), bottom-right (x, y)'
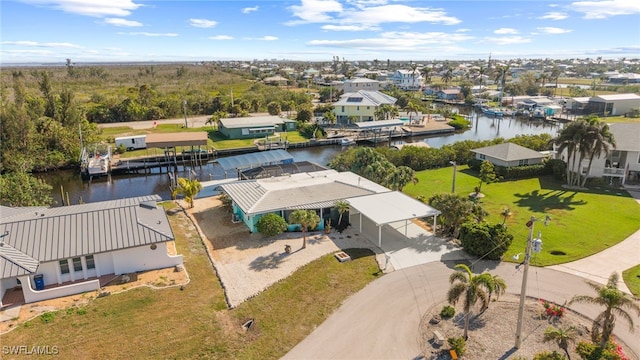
top-left (188, 196), bottom-right (381, 308)
top-left (0, 250), bottom-right (189, 334)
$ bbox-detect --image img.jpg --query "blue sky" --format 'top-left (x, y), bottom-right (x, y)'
top-left (1, 0), bottom-right (639, 63)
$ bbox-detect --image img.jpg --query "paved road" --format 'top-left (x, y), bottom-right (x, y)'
top-left (284, 260), bottom-right (640, 360)
top-left (98, 115), bottom-right (212, 130)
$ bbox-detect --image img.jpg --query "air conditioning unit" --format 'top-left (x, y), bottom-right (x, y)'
top-left (232, 214), bottom-right (241, 223)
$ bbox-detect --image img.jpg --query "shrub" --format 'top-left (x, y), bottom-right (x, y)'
top-left (255, 213), bottom-right (288, 236)
top-left (447, 116), bottom-right (471, 130)
top-left (575, 340), bottom-right (626, 360)
top-left (447, 336), bottom-right (466, 356)
top-left (40, 312), bottom-right (56, 323)
top-left (533, 350), bottom-right (566, 360)
top-left (545, 159), bottom-right (566, 181)
top-left (459, 222), bottom-right (513, 260)
top-left (440, 305), bottom-right (455, 318)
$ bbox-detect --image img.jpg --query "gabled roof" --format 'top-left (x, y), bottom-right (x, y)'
top-left (471, 143), bottom-right (546, 162)
top-left (334, 90), bottom-right (396, 107)
top-left (0, 195), bottom-right (173, 279)
top-left (609, 123), bottom-right (640, 151)
top-left (592, 93), bottom-right (640, 102)
top-left (220, 170), bottom-right (389, 216)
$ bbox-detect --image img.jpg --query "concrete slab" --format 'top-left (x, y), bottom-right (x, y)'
top-left (0, 305), bottom-right (21, 322)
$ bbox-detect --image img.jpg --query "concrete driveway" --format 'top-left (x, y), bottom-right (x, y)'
top-left (284, 261), bottom-right (640, 360)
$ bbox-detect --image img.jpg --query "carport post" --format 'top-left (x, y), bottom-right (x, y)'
top-left (433, 215), bottom-right (437, 233)
top-left (359, 213), bottom-right (362, 233)
top-left (378, 225), bottom-right (382, 247)
top-left (405, 219), bottom-right (408, 238)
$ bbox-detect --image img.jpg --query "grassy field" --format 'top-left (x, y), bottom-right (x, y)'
top-left (622, 264), bottom-right (640, 297)
top-left (1, 203), bottom-right (379, 359)
top-left (403, 166), bottom-right (640, 266)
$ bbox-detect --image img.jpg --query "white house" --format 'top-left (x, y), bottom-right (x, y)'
top-left (390, 70), bottom-right (422, 90)
top-left (471, 143), bottom-right (547, 167)
top-left (573, 123), bottom-right (640, 185)
top-left (333, 90), bottom-right (397, 124)
top-left (585, 94), bottom-right (640, 116)
top-left (342, 78), bottom-right (380, 92)
top-left (0, 195), bottom-right (183, 308)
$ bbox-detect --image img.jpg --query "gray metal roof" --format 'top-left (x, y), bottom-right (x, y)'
top-left (334, 90), bottom-right (397, 107)
top-left (0, 242), bottom-right (39, 278)
top-left (0, 195), bottom-right (174, 279)
top-left (346, 191), bottom-right (441, 226)
top-left (471, 143), bottom-right (546, 162)
top-left (216, 150), bottom-right (294, 172)
top-left (219, 116), bottom-right (284, 129)
top-left (609, 123), bottom-right (640, 151)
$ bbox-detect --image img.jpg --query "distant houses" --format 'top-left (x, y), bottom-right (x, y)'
top-left (390, 70), bottom-right (422, 91)
top-left (218, 115), bottom-right (297, 139)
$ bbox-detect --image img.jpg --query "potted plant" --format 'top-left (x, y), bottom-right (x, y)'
top-left (324, 219), bottom-right (332, 234)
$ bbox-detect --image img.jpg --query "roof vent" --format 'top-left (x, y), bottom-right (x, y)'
top-left (139, 201), bottom-right (156, 210)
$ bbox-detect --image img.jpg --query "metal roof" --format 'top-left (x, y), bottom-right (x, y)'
top-left (592, 93), bottom-right (640, 102)
top-left (471, 143), bottom-right (546, 162)
top-left (0, 195), bottom-right (174, 279)
top-left (219, 116), bottom-right (284, 129)
top-left (216, 149), bottom-right (294, 172)
top-left (334, 90), bottom-right (396, 107)
top-left (0, 242), bottom-right (39, 278)
top-left (346, 191), bottom-right (441, 226)
top-left (146, 132), bottom-right (208, 148)
top-left (220, 170), bottom-right (388, 216)
top-left (609, 123), bottom-right (640, 151)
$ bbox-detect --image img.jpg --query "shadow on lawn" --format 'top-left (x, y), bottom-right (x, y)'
top-left (513, 189), bottom-right (587, 212)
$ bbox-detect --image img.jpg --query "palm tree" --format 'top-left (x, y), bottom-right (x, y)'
top-left (580, 116), bottom-right (616, 188)
top-left (441, 67), bottom-right (453, 88)
top-left (404, 101), bottom-right (420, 121)
top-left (500, 207), bottom-right (511, 225)
top-left (543, 326), bottom-right (578, 360)
top-left (551, 66), bottom-right (562, 97)
top-left (385, 166), bottom-right (418, 191)
top-left (176, 177), bottom-right (202, 208)
top-left (553, 120), bottom-right (588, 187)
top-left (289, 209), bottom-right (320, 249)
top-left (335, 200), bottom-right (349, 227)
top-left (420, 66), bottom-right (432, 87)
top-left (447, 264), bottom-right (494, 339)
top-left (568, 272), bottom-right (640, 348)
top-left (486, 273), bottom-right (507, 302)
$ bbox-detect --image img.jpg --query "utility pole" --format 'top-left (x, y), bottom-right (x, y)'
top-left (182, 99), bottom-right (188, 128)
top-left (449, 161), bottom-right (457, 193)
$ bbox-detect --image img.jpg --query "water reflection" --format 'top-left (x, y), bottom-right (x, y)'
top-left (42, 109), bottom-right (561, 205)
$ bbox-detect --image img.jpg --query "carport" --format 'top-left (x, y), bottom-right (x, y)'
top-left (346, 191), bottom-right (440, 247)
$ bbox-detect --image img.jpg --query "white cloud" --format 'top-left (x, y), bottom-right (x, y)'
top-left (288, 0), bottom-right (343, 24)
top-left (537, 27), bottom-right (572, 34)
top-left (189, 18), bottom-right (217, 28)
top-left (258, 36), bottom-right (278, 41)
top-left (2, 49), bottom-right (54, 55)
top-left (2, 40), bottom-right (82, 48)
top-left (494, 28), bottom-right (518, 35)
top-left (539, 11), bottom-right (569, 20)
top-left (209, 35), bottom-right (233, 40)
top-left (483, 36), bottom-right (532, 45)
top-left (456, 28), bottom-right (471, 33)
top-left (308, 31), bottom-right (474, 51)
top-left (571, 0), bottom-right (640, 19)
top-left (340, 4), bottom-right (461, 26)
top-left (20, 0), bottom-right (142, 17)
top-left (242, 6), bottom-right (259, 14)
top-left (118, 32), bottom-right (178, 37)
top-left (321, 24), bottom-right (377, 31)
top-left (104, 18), bottom-right (142, 27)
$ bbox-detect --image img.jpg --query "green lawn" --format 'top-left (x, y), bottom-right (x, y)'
top-left (1, 204), bottom-right (379, 359)
top-left (403, 166), bottom-right (640, 266)
top-left (622, 264), bottom-right (640, 297)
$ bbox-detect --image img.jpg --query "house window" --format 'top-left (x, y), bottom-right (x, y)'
top-left (519, 159), bottom-right (529, 166)
top-left (85, 255), bottom-right (95, 270)
top-left (357, 106), bottom-right (360, 111)
top-left (341, 106), bottom-right (345, 112)
top-left (479, 154), bottom-right (486, 160)
top-left (637, 153), bottom-right (640, 164)
top-left (59, 260), bottom-right (70, 274)
top-left (72, 257), bottom-right (83, 272)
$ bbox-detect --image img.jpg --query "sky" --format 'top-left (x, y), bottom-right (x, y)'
top-left (1, 0), bottom-right (639, 64)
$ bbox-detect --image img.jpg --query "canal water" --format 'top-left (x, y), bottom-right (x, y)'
top-left (43, 110), bottom-right (560, 205)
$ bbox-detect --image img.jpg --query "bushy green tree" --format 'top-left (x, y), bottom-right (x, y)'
top-left (428, 193), bottom-right (487, 238)
top-left (0, 171), bottom-right (53, 207)
top-left (176, 178), bottom-right (202, 208)
top-left (459, 222), bottom-right (513, 260)
top-left (256, 213), bottom-right (288, 236)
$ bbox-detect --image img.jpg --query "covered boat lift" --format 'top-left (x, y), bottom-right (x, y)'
top-left (216, 149), bottom-right (294, 178)
top-left (346, 191), bottom-right (440, 247)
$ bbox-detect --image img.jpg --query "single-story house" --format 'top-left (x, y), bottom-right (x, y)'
top-left (584, 93), bottom-right (640, 116)
top-left (436, 89), bottom-right (461, 101)
top-left (263, 75), bottom-right (289, 86)
top-left (219, 170), bottom-right (440, 244)
top-left (219, 116), bottom-right (297, 139)
top-left (0, 195), bottom-right (183, 308)
top-left (471, 143), bottom-right (547, 167)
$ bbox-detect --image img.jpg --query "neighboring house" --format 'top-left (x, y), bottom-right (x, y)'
top-left (471, 143), bottom-right (547, 167)
top-left (584, 93), bottom-right (640, 116)
top-left (342, 78), bottom-right (380, 92)
top-left (219, 116), bottom-right (297, 139)
top-left (263, 75), bottom-right (289, 86)
top-left (390, 70), bottom-right (422, 90)
top-left (436, 89), bottom-right (461, 101)
top-left (573, 123), bottom-right (640, 185)
top-left (219, 170), bottom-right (441, 246)
top-left (0, 195), bottom-right (182, 307)
top-left (333, 90), bottom-right (397, 124)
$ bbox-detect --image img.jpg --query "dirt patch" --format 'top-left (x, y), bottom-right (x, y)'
top-left (420, 294), bottom-right (635, 360)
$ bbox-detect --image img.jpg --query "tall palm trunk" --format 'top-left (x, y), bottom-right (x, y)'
top-left (581, 150), bottom-right (598, 188)
top-left (599, 311), bottom-right (615, 348)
